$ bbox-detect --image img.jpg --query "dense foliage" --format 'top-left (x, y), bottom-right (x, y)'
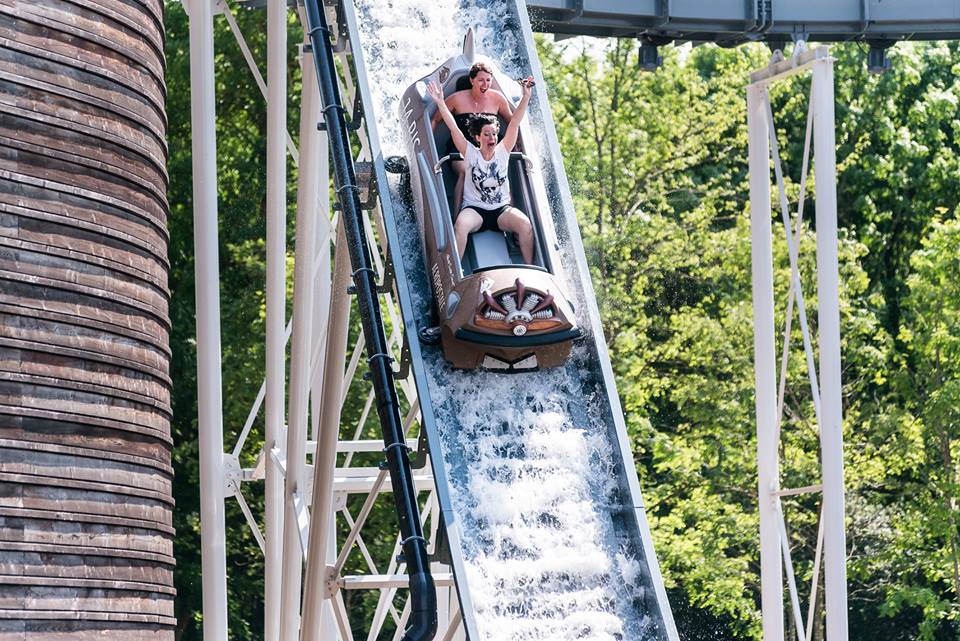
top-left (539, 38), bottom-right (960, 639)
top-left (163, 2), bottom-right (959, 636)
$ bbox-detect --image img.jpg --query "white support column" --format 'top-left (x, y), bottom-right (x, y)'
top-left (322, 518), bottom-right (340, 640)
top-left (302, 220), bottom-right (351, 641)
top-left (310, 141), bottom-right (333, 446)
top-left (311, 267), bottom-right (333, 427)
top-left (265, 1), bottom-right (288, 639)
top-left (187, 0), bottom-right (227, 639)
top-left (306, 54), bottom-right (335, 637)
top-left (811, 58), bottom-right (849, 641)
top-left (279, 84), bottom-right (321, 640)
top-left (747, 82), bottom-right (784, 641)
top-left (297, 42), bottom-right (349, 641)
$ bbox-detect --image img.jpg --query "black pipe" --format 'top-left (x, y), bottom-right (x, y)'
top-left (302, 2), bottom-right (438, 640)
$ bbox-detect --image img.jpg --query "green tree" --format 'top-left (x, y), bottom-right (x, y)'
top-left (876, 217), bottom-right (960, 638)
top-left (830, 43), bottom-right (960, 344)
top-left (538, 35), bottom-right (958, 640)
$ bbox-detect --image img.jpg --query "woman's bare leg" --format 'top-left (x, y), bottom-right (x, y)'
top-left (497, 207), bottom-right (534, 264)
top-left (454, 208), bottom-right (483, 260)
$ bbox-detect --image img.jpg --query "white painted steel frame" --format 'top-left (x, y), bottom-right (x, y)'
top-left (185, 3), bottom-right (450, 641)
top-left (188, 4), bottom-right (849, 641)
top-left (265, 0), bottom-right (288, 639)
top-left (747, 46), bottom-right (849, 641)
top-left (186, 0), bottom-right (228, 639)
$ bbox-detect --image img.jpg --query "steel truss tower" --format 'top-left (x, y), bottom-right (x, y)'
top-left (748, 46), bottom-right (848, 641)
top-left (184, 1), bottom-right (456, 640)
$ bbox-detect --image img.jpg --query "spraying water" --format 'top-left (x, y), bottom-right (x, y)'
top-left (355, 0), bottom-right (524, 156)
top-left (350, 1), bottom-right (670, 639)
top-left (422, 363), bottom-right (659, 641)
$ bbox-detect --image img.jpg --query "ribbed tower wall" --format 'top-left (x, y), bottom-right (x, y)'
top-left (0, 1), bottom-right (175, 638)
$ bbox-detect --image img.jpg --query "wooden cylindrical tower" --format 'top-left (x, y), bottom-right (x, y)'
top-left (0, 1), bottom-right (174, 638)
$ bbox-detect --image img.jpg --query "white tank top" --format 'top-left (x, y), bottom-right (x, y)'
top-left (461, 143), bottom-right (511, 210)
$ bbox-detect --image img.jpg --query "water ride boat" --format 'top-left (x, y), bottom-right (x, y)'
top-left (396, 31), bottom-right (579, 371)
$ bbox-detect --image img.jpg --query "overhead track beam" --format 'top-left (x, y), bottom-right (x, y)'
top-left (525, 0), bottom-right (960, 42)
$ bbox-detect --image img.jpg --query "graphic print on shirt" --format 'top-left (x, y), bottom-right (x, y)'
top-left (471, 161), bottom-right (507, 204)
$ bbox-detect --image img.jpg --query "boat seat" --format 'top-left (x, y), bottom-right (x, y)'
top-left (465, 230), bottom-right (513, 273)
top-left (505, 231), bottom-right (525, 264)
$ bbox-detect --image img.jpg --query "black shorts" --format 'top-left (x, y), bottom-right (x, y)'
top-left (459, 205), bottom-right (511, 232)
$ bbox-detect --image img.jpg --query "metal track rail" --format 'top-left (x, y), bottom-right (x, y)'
top-left (302, 3), bottom-right (438, 640)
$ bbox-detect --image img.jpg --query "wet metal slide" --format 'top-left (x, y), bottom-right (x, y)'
top-left (339, 0), bottom-right (679, 638)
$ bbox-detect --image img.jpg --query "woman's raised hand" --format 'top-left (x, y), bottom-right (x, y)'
top-left (426, 80), bottom-right (444, 104)
top-left (517, 76), bottom-right (535, 97)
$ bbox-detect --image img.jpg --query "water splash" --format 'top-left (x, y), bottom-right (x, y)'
top-left (354, 0), bottom-right (524, 155)
top-left (425, 365), bottom-right (656, 641)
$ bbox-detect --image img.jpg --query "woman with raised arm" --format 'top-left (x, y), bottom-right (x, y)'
top-left (430, 62), bottom-right (514, 212)
top-left (427, 75), bottom-right (536, 264)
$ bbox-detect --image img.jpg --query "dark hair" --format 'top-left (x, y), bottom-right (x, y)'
top-left (468, 62), bottom-right (494, 79)
top-left (467, 114), bottom-right (499, 139)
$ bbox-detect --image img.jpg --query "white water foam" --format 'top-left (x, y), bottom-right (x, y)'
top-left (350, 1), bottom-right (666, 638)
top-left (423, 366), bottom-right (656, 641)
